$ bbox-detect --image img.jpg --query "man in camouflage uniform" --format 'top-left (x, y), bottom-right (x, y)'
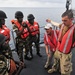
top-left (0, 34), bottom-right (9, 75)
top-left (0, 10), bottom-right (13, 75)
top-left (26, 14), bottom-right (42, 58)
top-left (47, 9), bottom-right (75, 75)
top-left (11, 11), bottom-right (31, 63)
top-left (0, 10), bottom-right (17, 75)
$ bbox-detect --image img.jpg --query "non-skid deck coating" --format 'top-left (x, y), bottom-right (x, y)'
top-left (19, 46), bottom-right (75, 75)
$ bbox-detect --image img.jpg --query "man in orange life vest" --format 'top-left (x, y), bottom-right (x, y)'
top-left (0, 10), bottom-right (17, 75)
top-left (47, 10), bottom-right (75, 75)
top-left (0, 34), bottom-right (10, 75)
top-left (0, 10), bottom-right (10, 45)
top-left (25, 14), bottom-right (42, 58)
top-left (11, 11), bottom-right (32, 65)
top-left (0, 34), bottom-right (17, 75)
top-left (0, 10), bottom-right (12, 57)
top-left (44, 23), bottom-right (59, 69)
top-left (0, 10), bottom-right (10, 75)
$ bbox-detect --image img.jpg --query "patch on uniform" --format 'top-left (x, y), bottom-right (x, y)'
top-left (64, 65), bottom-right (70, 72)
top-left (64, 62), bottom-right (71, 73)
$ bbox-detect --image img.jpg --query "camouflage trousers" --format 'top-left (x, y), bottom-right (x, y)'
top-left (52, 49), bottom-right (72, 75)
top-left (29, 35), bottom-right (40, 55)
top-left (16, 40), bottom-right (24, 62)
top-left (0, 55), bottom-right (8, 75)
top-left (16, 37), bottom-right (30, 62)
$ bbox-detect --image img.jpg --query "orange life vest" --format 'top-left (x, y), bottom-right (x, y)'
top-left (44, 30), bottom-right (58, 52)
top-left (11, 20), bottom-right (29, 39)
top-left (57, 24), bottom-right (75, 54)
top-left (0, 25), bottom-right (10, 41)
top-left (26, 21), bottom-right (39, 36)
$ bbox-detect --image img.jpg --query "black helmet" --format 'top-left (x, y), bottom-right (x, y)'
top-left (15, 11), bottom-right (24, 18)
top-left (0, 34), bottom-right (6, 45)
top-left (27, 14), bottom-right (35, 20)
top-left (0, 10), bottom-right (7, 19)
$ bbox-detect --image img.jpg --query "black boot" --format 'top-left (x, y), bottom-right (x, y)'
top-left (37, 53), bottom-right (42, 57)
top-left (30, 54), bottom-right (33, 59)
top-left (30, 50), bottom-right (33, 59)
top-left (23, 63), bottom-right (26, 68)
top-left (25, 55), bottom-right (32, 60)
top-left (30, 52), bottom-right (33, 59)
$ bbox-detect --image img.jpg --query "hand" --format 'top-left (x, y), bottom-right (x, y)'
top-left (22, 23), bottom-right (27, 28)
top-left (47, 53), bottom-right (50, 57)
top-left (19, 61), bottom-right (24, 67)
top-left (46, 52), bottom-right (50, 56)
top-left (46, 19), bottom-right (51, 23)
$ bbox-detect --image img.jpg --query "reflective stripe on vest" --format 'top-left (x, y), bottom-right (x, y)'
top-left (63, 25), bottom-right (75, 53)
top-left (58, 25), bottom-right (75, 54)
top-left (58, 24), bottom-right (64, 41)
top-left (45, 32), bottom-right (50, 52)
top-left (45, 32), bottom-right (48, 43)
top-left (45, 31), bottom-right (58, 44)
top-left (54, 30), bottom-right (58, 41)
top-left (45, 30), bottom-right (57, 51)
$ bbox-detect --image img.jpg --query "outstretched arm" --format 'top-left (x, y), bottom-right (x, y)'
top-left (46, 19), bottom-right (60, 27)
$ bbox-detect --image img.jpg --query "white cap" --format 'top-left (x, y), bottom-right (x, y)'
top-left (44, 23), bottom-right (53, 29)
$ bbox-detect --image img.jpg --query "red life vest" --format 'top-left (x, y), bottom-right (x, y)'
top-left (26, 21), bottom-right (39, 36)
top-left (0, 25), bottom-right (10, 41)
top-left (44, 30), bottom-right (58, 52)
top-left (11, 20), bottom-right (29, 39)
top-left (57, 24), bottom-right (75, 54)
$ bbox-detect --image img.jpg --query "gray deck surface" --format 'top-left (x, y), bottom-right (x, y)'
top-left (19, 46), bottom-right (75, 75)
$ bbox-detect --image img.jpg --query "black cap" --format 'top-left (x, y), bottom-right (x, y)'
top-left (0, 10), bottom-right (7, 19)
top-left (27, 14), bottom-right (35, 20)
top-left (15, 11), bottom-right (24, 18)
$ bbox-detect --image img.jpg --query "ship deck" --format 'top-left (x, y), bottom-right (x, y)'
top-left (18, 46), bottom-right (75, 75)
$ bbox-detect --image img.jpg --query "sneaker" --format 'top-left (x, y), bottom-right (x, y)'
top-left (48, 68), bottom-right (57, 73)
top-left (44, 64), bottom-right (49, 69)
top-left (37, 53), bottom-right (42, 57)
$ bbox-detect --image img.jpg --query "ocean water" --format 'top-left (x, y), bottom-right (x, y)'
top-left (0, 7), bottom-right (65, 50)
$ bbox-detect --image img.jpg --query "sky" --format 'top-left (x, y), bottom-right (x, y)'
top-left (0, 0), bottom-right (75, 8)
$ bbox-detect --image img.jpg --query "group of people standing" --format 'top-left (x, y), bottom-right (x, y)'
top-left (11, 11), bottom-right (42, 61)
top-left (0, 8), bottom-right (75, 75)
top-left (0, 10), bottom-right (42, 75)
top-left (44, 9), bottom-right (75, 75)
